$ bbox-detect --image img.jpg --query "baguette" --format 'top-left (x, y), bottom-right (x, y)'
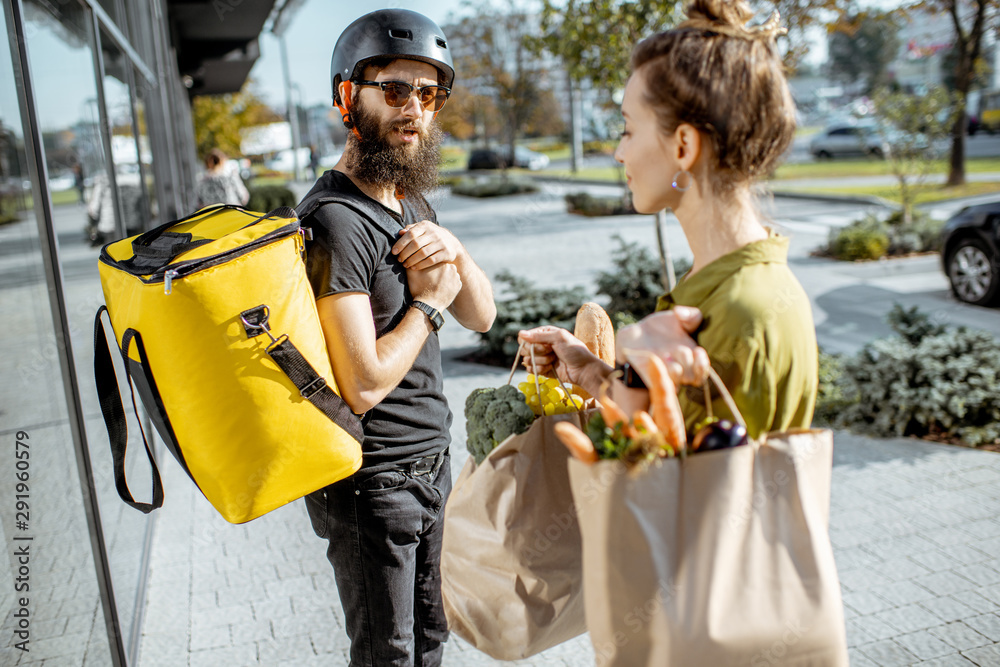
top-left (574, 302), bottom-right (615, 366)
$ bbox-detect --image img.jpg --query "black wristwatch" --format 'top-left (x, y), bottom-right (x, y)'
top-left (615, 361), bottom-right (647, 389)
top-left (411, 300), bottom-right (445, 331)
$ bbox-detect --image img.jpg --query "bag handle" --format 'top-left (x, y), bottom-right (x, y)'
top-left (93, 307), bottom-right (164, 513)
top-left (507, 341), bottom-right (576, 406)
top-left (702, 368), bottom-right (746, 429)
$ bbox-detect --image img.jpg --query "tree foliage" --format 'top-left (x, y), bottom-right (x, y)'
top-left (870, 86), bottom-right (957, 225)
top-left (826, 11), bottom-right (901, 94)
top-left (191, 80), bottom-right (282, 160)
top-left (445, 0), bottom-right (551, 155)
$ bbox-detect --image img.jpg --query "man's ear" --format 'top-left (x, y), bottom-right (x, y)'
top-left (335, 81), bottom-right (360, 137)
top-left (673, 123), bottom-right (702, 172)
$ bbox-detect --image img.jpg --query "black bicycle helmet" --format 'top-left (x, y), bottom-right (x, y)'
top-left (330, 9), bottom-right (455, 107)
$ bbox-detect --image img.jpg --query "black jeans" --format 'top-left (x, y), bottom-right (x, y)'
top-left (305, 453), bottom-right (452, 667)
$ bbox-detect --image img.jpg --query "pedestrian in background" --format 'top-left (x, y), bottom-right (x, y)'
top-left (520, 0), bottom-right (817, 439)
top-left (195, 148), bottom-right (249, 209)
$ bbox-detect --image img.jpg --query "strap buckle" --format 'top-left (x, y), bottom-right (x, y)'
top-left (300, 376), bottom-right (327, 399)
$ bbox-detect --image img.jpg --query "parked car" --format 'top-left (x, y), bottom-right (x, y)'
top-left (809, 124), bottom-right (889, 159)
top-left (940, 201), bottom-right (1000, 306)
top-left (467, 146), bottom-right (550, 171)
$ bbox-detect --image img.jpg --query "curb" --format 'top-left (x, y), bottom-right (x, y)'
top-left (765, 189), bottom-right (899, 208)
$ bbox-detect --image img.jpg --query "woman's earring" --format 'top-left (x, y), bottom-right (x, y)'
top-left (672, 169), bottom-right (692, 192)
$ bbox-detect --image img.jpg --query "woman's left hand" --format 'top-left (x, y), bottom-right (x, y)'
top-left (616, 306), bottom-right (710, 386)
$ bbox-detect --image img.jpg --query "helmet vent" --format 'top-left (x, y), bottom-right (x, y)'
top-left (436, 37), bottom-right (447, 49)
top-left (389, 28), bottom-right (412, 40)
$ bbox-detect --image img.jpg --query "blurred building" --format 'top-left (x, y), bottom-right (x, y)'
top-left (0, 1), bottom-right (300, 665)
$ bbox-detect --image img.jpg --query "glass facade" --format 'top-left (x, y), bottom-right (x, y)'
top-left (0, 0), bottom-right (274, 664)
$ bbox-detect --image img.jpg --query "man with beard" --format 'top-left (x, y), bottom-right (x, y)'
top-left (295, 9), bottom-right (495, 667)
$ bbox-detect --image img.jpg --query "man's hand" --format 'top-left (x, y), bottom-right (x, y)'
top-left (406, 261), bottom-right (462, 312)
top-left (616, 306), bottom-right (710, 386)
top-left (517, 326), bottom-right (609, 397)
top-left (392, 221), bottom-right (463, 270)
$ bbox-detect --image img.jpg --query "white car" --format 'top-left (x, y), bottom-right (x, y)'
top-left (809, 124), bottom-right (890, 159)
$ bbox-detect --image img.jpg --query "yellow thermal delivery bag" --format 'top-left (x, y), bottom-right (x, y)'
top-left (94, 204), bottom-right (363, 523)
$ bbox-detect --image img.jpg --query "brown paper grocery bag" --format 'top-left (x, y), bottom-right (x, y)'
top-left (441, 410), bottom-right (594, 660)
top-left (568, 429), bottom-right (849, 667)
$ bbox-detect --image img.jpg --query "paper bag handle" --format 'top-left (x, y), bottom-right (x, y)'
top-left (704, 367), bottom-right (747, 430)
top-left (508, 342), bottom-right (575, 403)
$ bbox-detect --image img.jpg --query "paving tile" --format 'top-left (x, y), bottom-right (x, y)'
top-left (929, 622), bottom-right (992, 651)
top-left (953, 591), bottom-right (1000, 615)
top-left (838, 567), bottom-right (894, 593)
top-left (962, 614), bottom-right (1000, 643)
top-left (955, 519), bottom-right (1000, 540)
top-left (919, 595), bottom-right (981, 624)
top-left (937, 543), bottom-right (993, 566)
top-left (871, 557), bottom-right (935, 583)
top-left (843, 590), bottom-right (896, 616)
top-left (256, 635), bottom-right (319, 665)
top-left (846, 649), bottom-right (880, 667)
top-left (832, 545), bottom-right (884, 571)
top-left (914, 654), bottom-right (979, 666)
top-left (878, 605), bottom-right (945, 634)
top-left (911, 549), bottom-right (963, 572)
top-left (187, 644), bottom-right (258, 667)
top-left (858, 638), bottom-right (920, 666)
top-left (894, 630), bottom-right (958, 661)
top-left (925, 528), bottom-right (980, 550)
top-left (189, 622), bottom-right (231, 652)
top-left (851, 614), bottom-right (903, 641)
top-left (961, 643), bottom-right (1000, 665)
top-left (871, 580), bottom-right (938, 606)
top-left (952, 563), bottom-right (1000, 588)
top-left (915, 571), bottom-right (979, 597)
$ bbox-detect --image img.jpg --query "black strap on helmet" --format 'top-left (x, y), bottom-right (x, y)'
top-left (330, 9), bottom-right (455, 114)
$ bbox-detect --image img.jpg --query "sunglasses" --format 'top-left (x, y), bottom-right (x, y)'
top-left (353, 80), bottom-right (451, 112)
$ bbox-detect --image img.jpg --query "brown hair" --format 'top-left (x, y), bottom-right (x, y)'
top-left (631, 0), bottom-right (795, 190)
top-left (204, 148), bottom-right (227, 170)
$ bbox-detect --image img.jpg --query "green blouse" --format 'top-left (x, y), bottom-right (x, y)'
top-left (655, 232), bottom-right (817, 439)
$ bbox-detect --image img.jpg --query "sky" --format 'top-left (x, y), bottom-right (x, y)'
top-left (250, 0), bottom-right (470, 112)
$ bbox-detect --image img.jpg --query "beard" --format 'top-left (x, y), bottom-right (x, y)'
top-left (345, 99), bottom-right (442, 199)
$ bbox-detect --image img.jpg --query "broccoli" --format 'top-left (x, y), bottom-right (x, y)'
top-left (464, 385), bottom-right (538, 465)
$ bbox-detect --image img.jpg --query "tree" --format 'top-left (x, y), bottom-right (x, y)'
top-left (918, 0), bottom-right (993, 186)
top-left (827, 11), bottom-right (901, 95)
top-left (191, 80), bottom-right (282, 159)
top-left (445, 0), bottom-right (549, 158)
top-left (870, 86), bottom-right (956, 225)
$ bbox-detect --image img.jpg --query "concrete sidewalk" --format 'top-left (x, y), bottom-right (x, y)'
top-left (135, 338), bottom-right (1000, 667)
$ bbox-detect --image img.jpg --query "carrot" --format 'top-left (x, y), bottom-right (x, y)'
top-left (632, 410), bottom-right (659, 435)
top-left (644, 354), bottom-right (686, 452)
top-left (554, 422), bottom-right (599, 464)
top-left (597, 394), bottom-right (638, 438)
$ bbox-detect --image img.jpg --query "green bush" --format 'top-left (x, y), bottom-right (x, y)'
top-left (596, 234), bottom-right (691, 326)
top-left (565, 192), bottom-right (634, 217)
top-left (451, 175), bottom-right (538, 198)
top-left (822, 210), bottom-right (945, 261)
top-left (813, 351), bottom-right (856, 426)
top-left (827, 216), bottom-right (890, 261)
top-left (823, 305), bottom-right (1000, 447)
top-left (477, 270), bottom-right (588, 363)
top-left (247, 184), bottom-right (297, 212)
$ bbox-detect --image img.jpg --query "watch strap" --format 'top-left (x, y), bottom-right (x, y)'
top-left (411, 300), bottom-right (444, 331)
top-left (615, 361), bottom-right (647, 389)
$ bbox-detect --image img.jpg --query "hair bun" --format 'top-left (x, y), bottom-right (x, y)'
top-left (681, 0), bottom-right (786, 43)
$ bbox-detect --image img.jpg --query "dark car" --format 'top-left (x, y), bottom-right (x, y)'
top-left (467, 146), bottom-right (550, 171)
top-left (940, 202), bottom-right (1000, 306)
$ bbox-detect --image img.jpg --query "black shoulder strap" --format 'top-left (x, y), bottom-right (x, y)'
top-left (93, 307), bottom-right (164, 514)
top-left (295, 190), bottom-right (401, 242)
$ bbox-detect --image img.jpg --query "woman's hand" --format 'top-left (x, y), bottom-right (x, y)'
top-left (616, 306), bottom-right (711, 386)
top-left (518, 326), bottom-right (610, 397)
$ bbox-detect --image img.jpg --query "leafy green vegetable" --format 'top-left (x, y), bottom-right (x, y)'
top-left (465, 386), bottom-right (538, 465)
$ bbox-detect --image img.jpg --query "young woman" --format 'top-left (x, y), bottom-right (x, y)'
top-left (519, 0), bottom-right (817, 438)
top-left (195, 148), bottom-right (249, 209)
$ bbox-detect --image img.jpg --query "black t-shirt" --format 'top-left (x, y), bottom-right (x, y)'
top-left (300, 170), bottom-right (451, 474)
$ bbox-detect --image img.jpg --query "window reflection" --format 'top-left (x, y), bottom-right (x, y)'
top-left (100, 31), bottom-right (148, 238)
top-left (0, 2), bottom-right (113, 666)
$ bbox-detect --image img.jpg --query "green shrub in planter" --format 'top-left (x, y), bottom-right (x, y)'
top-left (827, 215), bottom-right (890, 261)
top-left (451, 175), bottom-right (538, 198)
top-left (247, 184), bottom-right (297, 212)
top-left (883, 209), bottom-right (945, 255)
top-left (813, 351), bottom-right (857, 426)
top-left (596, 234), bottom-right (691, 326)
top-left (477, 270), bottom-right (588, 363)
top-left (832, 305), bottom-right (1000, 446)
top-left (565, 192), bottom-right (634, 216)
